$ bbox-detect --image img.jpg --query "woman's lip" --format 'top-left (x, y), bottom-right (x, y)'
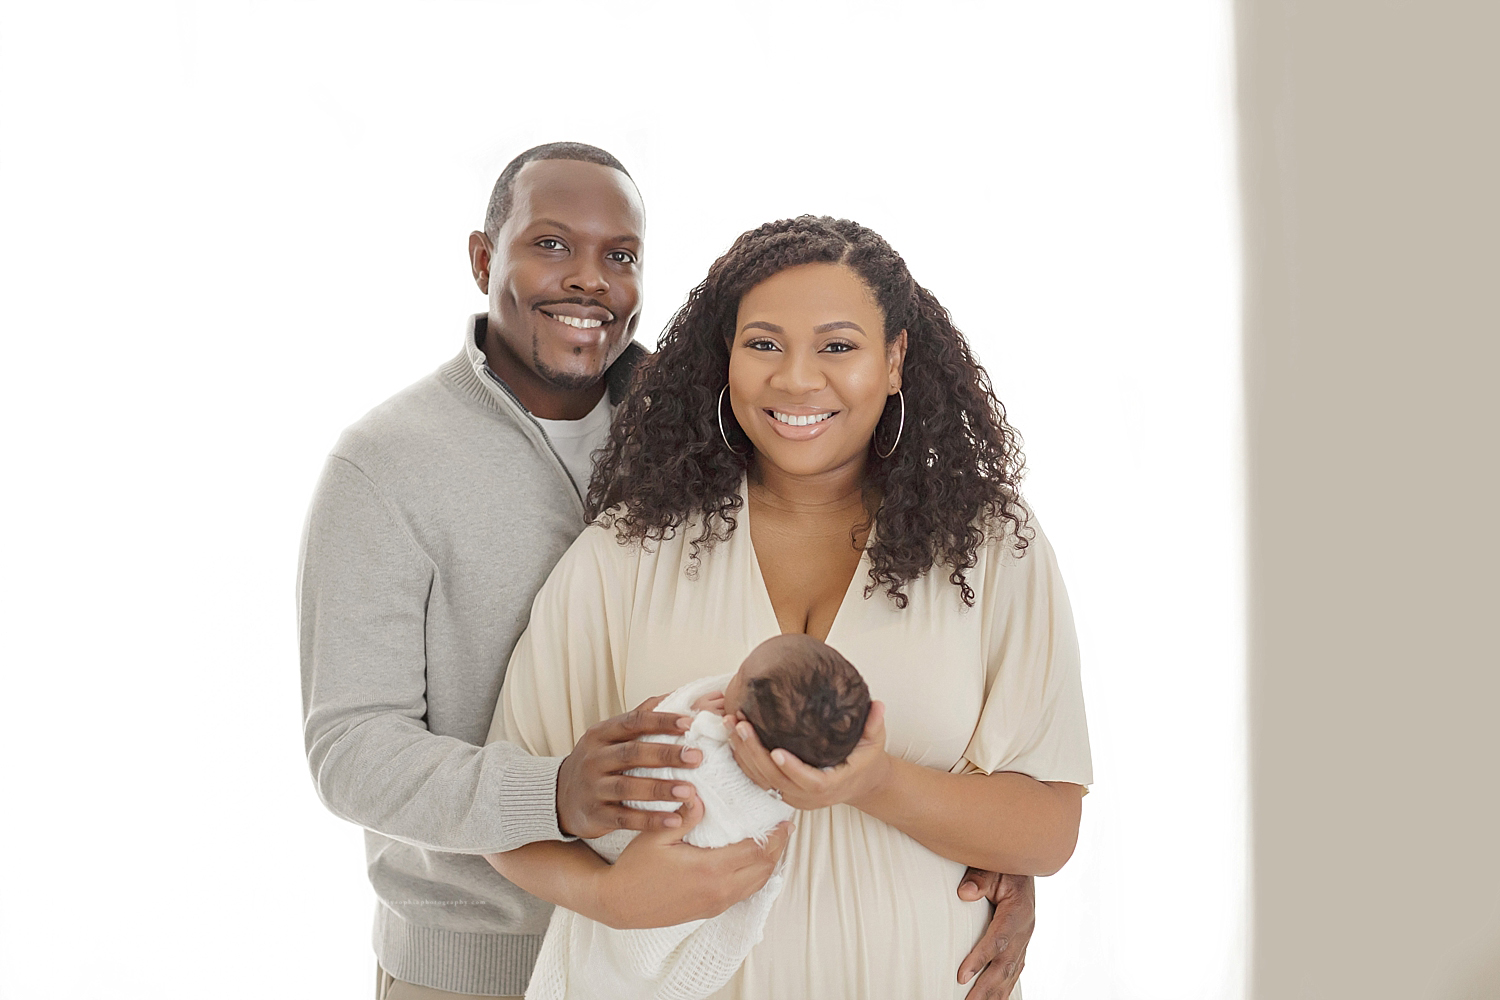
top-left (759, 407), bottom-right (839, 440)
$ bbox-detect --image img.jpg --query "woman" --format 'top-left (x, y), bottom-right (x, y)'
top-left (487, 216), bottom-right (1092, 999)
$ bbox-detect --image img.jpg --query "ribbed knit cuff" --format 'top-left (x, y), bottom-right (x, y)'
top-left (497, 752), bottom-right (573, 850)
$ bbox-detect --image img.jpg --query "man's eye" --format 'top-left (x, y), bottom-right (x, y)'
top-left (607, 250), bottom-right (636, 264)
top-left (536, 238), bottom-right (565, 251)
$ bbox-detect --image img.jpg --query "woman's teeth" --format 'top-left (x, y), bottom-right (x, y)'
top-left (547, 313), bottom-right (605, 329)
top-left (771, 411), bottom-right (834, 427)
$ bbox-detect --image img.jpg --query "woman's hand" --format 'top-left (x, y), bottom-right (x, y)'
top-left (726, 700), bottom-right (894, 811)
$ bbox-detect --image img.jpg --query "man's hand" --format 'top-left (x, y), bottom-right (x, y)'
top-left (957, 869), bottom-right (1036, 999)
top-left (556, 696), bottom-right (703, 838)
top-left (591, 796), bottom-right (794, 929)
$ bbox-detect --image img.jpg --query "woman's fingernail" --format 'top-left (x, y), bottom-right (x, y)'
top-left (664, 815), bottom-right (682, 828)
top-left (771, 749), bottom-right (786, 765)
top-left (681, 747), bottom-right (702, 763)
top-left (673, 784), bottom-right (693, 798)
top-left (737, 722), bottom-right (752, 740)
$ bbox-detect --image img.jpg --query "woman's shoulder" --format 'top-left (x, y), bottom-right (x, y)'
top-left (588, 501), bottom-right (737, 555)
top-left (529, 515), bottom-right (660, 615)
top-left (534, 515), bottom-right (646, 594)
top-left (975, 504), bottom-right (1043, 553)
top-left (972, 507), bottom-right (1060, 582)
top-left (565, 514), bottom-right (649, 568)
top-left (570, 503), bottom-right (714, 573)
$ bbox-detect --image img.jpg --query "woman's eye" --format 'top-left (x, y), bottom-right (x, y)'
top-left (746, 339), bottom-right (780, 352)
top-left (536, 238), bottom-right (565, 251)
top-left (822, 342), bottom-right (855, 353)
top-left (607, 250), bottom-right (636, 264)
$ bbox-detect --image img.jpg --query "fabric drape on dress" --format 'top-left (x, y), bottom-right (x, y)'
top-left (490, 495), bottom-right (1091, 1000)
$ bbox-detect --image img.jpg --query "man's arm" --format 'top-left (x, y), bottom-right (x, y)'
top-left (299, 454), bottom-right (565, 852)
top-left (299, 455), bottom-right (695, 853)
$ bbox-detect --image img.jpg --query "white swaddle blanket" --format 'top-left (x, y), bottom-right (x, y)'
top-left (525, 673), bottom-right (796, 1000)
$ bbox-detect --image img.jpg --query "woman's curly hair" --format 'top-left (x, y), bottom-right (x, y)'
top-left (586, 215), bottom-right (1031, 608)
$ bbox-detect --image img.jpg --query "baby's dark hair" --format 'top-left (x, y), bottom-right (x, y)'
top-left (741, 638), bottom-right (872, 770)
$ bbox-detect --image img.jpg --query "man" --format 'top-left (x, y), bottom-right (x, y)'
top-left (300, 141), bottom-right (1033, 999)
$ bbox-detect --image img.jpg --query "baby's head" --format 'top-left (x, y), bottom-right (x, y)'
top-left (724, 634), bottom-right (872, 769)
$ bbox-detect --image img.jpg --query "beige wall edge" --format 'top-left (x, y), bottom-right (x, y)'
top-left (1238, 1), bottom-right (1500, 997)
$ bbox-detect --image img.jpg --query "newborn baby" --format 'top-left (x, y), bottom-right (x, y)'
top-left (688, 632), bottom-right (874, 770)
top-left (524, 633), bottom-right (872, 1000)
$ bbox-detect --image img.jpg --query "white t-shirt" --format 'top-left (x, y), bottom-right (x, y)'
top-left (532, 392), bottom-right (613, 495)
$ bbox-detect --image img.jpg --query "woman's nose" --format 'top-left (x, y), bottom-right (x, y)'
top-left (770, 350), bottom-right (825, 394)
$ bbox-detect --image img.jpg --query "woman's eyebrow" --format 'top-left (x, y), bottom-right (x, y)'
top-left (814, 321), bottom-right (866, 335)
top-left (740, 320), bottom-right (868, 336)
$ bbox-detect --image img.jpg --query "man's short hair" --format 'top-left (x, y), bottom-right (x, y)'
top-left (483, 141), bottom-right (633, 239)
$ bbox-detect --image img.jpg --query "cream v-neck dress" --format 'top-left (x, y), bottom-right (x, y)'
top-left (490, 496), bottom-right (1092, 1000)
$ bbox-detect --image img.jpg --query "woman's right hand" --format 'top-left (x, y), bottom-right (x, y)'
top-left (728, 700), bottom-right (894, 812)
top-left (589, 796), bottom-right (794, 929)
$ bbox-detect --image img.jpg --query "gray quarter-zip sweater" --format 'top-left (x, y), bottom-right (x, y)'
top-left (298, 314), bottom-right (645, 995)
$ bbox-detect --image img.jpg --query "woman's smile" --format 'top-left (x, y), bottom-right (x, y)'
top-left (763, 407), bottom-right (840, 438)
top-left (728, 262), bottom-right (905, 478)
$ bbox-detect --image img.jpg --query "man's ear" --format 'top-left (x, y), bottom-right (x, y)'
top-left (468, 231), bottom-right (492, 294)
top-left (887, 329), bottom-right (908, 391)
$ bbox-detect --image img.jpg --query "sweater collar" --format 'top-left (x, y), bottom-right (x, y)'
top-left (443, 313), bottom-right (649, 417)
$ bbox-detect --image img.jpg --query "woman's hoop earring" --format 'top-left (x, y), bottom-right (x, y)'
top-left (875, 389), bottom-right (905, 459)
top-left (718, 385), bottom-right (746, 456)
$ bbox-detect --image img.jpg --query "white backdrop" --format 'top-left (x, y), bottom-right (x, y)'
top-left (0, 3), bottom-right (1242, 997)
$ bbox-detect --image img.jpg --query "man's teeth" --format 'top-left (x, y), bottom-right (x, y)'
top-left (771, 411), bottom-right (834, 427)
top-left (548, 313), bottom-right (605, 329)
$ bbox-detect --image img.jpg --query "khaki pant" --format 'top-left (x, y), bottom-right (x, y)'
top-left (375, 965), bottom-right (522, 1000)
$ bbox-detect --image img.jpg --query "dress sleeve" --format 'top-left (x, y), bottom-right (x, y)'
top-left (961, 519), bottom-right (1094, 786)
top-left (487, 524), bottom-right (635, 757)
